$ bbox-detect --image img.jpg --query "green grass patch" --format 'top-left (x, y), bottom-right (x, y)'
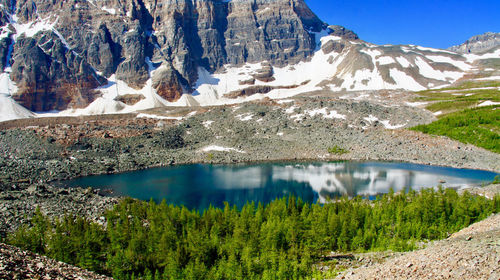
top-left (411, 106), bottom-right (500, 153)
top-left (328, 145), bottom-right (349, 155)
top-left (416, 89), bottom-right (500, 102)
top-left (415, 81), bottom-right (500, 96)
top-left (442, 80), bottom-right (500, 91)
top-left (425, 100), bottom-right (478, 113)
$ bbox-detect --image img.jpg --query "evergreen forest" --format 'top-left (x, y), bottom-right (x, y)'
top-left (7, 188), bottom-right (500, 279)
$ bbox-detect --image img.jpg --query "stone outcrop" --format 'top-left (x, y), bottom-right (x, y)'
top-left (328, 25), bottom-right (359, 41)
top-left (152, 65), bottom-right (184, 102)
top-left (10, 34), bottom-right (104, 111)
top-left (321, 40), bottom-right (345, 54)
top-left (0, 0), bottom-right (327, 110)
top-left (252, 63), bottom-right (275, 82)
top-left (114, 94), bottom-right (145, 105)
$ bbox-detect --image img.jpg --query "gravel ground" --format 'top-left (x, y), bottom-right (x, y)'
top-left (1, 97), bottom-right (499, 189)
top-left (0, 243), bottom-right (112, 280)
top-left (335, 213), bottom-right (500, 280)
top-left (0, 184), bottom-right (119, 238)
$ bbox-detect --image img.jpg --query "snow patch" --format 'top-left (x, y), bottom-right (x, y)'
top-left (201, 145), bottom-right (246, 153)
top-left (474, 76), bottom-right (500, 81)
top-left (186, 111), bottom-right (198, 117)
top-left (69, 97), bottom-right (126, 115)
top-left (389, 69), bottom-right (426, 91)
top-left (364, 115), bottom-right (405, 129)
top-left (101, 7), bottom-right (116, 15)
top-left (414, 57), bottom-right (463, 81)
top-left (0, 73), bottom-right (18, 96)
top-left (353, 94), bottom-right (370, 100)
top-left (289, 113), bottom-right (305, 121)
top-left (203, 120), bottom-right (215, 128)
top-left (0, 94), bottom-right (35, 122)
top-left (377, 56), bottom-right (396, 65)
top-left (425, 55), bottom-right (472, 71)
top-left (306, 108), bottom-right (346, 119)
top-left (136, 113), bottom-right (183, 120)
top-left (276, 99), bottom-right (294, 104)
top-left (415, 46), bottom-right (457, 54)
top-left (8, 15), bottom-right (55, 39)
top-left (285, 105), bottom-right (298, 114)
top-left (364, 115), bottom-right (378, 123)
top-left (405, 101), bottom-right (428, 107)
top-left (60, 59), bottom-right (172, 117)
top-left (465, 48), bottom-right (500, 62)
top-left (478, 101), bottom-right (500, 107)
top-left (395, 57), bottom-right (411, 68)
top-left (360, 49), bottom-right (382, 57)
top-left (379, 120), bottom-right (406, 129)
top-left (236, 113), bottom-right (254, 121)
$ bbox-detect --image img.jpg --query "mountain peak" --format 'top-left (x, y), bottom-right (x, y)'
top-left (448, 32), bottom-right (500, 54)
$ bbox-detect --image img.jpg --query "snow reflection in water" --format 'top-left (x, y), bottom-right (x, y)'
top-left (62, 162), bottom-right (497, 210)
top-left (270, 162), bottom-right (491, 202)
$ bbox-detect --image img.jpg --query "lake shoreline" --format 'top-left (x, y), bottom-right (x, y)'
top-left (2, 98), bottom-right (500, 191)
top-left (1, 97), bottom-right (499, 235)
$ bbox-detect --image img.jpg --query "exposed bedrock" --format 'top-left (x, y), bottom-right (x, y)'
top-left (1, 0), bottom-right (327, 110)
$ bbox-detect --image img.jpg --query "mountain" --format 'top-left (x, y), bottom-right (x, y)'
top-left (0, 0), bottom-right (498, 120)
top-left (448, 32), bottom-right (500, 54)
top-left (0, 0), bottom-right (326, 111)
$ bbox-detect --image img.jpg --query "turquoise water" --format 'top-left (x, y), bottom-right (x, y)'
top-left (62, 161), bottom-right (498, 210)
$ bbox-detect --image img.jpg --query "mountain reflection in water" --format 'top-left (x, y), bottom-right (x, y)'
top-left (61, 161), bottom-right (497, 210)
top-left (270, 162), bottom-right (485, 202)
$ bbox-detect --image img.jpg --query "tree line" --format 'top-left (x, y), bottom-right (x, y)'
top-left (7, 187), bottom-right (500, 279)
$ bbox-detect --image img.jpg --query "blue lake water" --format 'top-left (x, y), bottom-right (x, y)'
top-left (61, 161), bottom-right (498, 211)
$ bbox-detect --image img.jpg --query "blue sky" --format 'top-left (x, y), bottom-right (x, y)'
top-left (306, 0), bottom-right (500, 49)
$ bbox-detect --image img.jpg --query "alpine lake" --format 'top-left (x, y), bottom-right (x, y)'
top-left (56, 161), bottom-right (499, 211)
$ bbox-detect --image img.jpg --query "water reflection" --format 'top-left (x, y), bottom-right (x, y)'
top-left (62, 161), bottom-right (497, 210)
top-left (270, 162), bottom-right (490, 202)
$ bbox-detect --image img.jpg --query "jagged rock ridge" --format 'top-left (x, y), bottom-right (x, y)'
top-left (448, 32), bottom-right (500, 54)
top-left (0, 0), bottom-right (326, 111)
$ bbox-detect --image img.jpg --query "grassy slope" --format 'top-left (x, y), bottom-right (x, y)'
top-left (411, 106), bottom-right (500, 153)
top-left (414, 81), bottom-right (500, 114)
top-left (411, 80), bottom-right (500, 153)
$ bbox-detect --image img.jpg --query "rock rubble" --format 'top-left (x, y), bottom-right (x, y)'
top-left (1, 97), bottom-right (499, 188)
top-left (336, 213), bottom-right (500, 280)
top-left (0, 184), bottom-right (118, 238)
top-left (0, 243), bottom-right (113, 280)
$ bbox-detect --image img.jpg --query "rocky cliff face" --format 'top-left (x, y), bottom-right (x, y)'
top-left (448, 32), bottom-right (500, 54)
top-left (0, 0), bottom-right (326, 111)
top-left (0, 0), bottom-right (490, 118)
